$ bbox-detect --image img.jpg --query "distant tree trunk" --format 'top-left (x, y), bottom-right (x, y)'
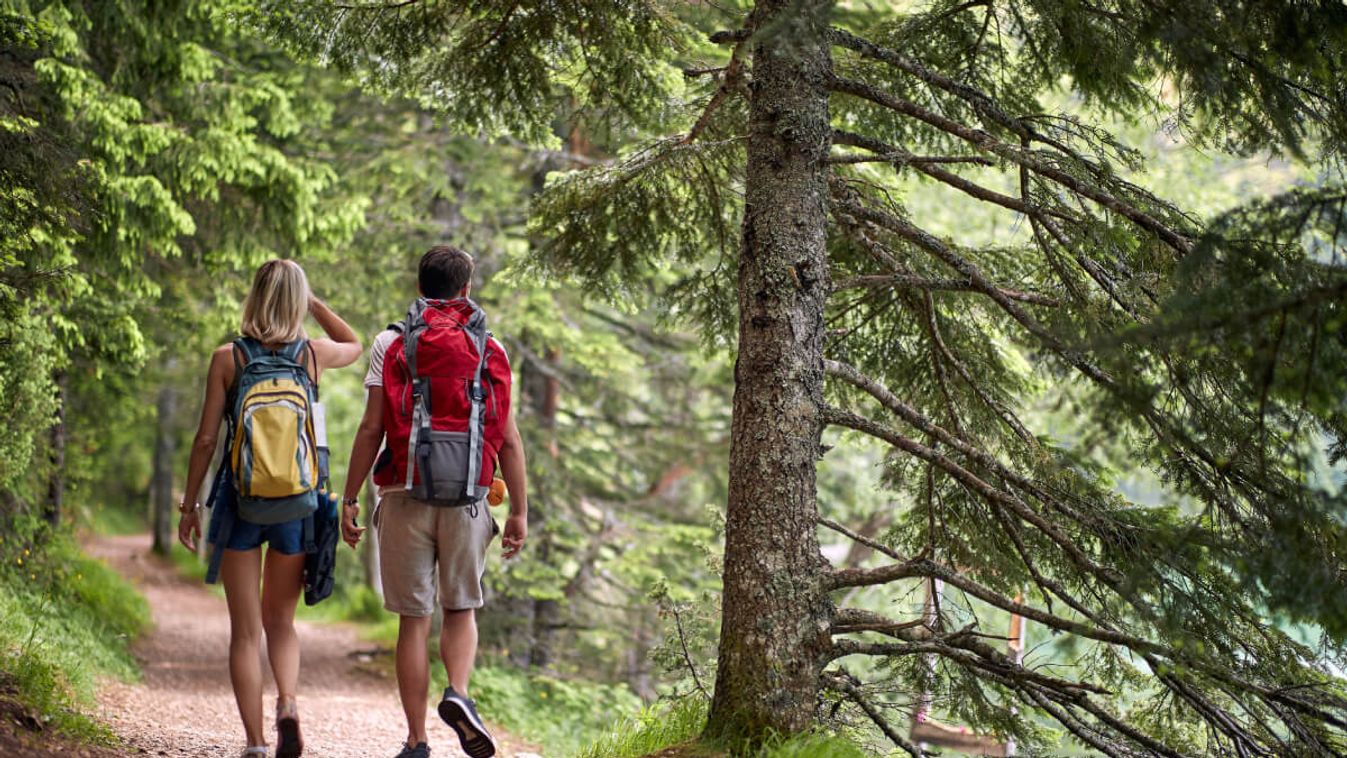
top-left (529, 346), bottom-right (561, 669)
top-left (705, 0), bottom-right (834, 743)
top-left (44, 371), bottom-right (68, 528)
top-left (363, 477), bottom-right (382, 596)
top-left (151, 373), bottom-right (178, 556)
top-left (627, 608), bottom-right (658, 701)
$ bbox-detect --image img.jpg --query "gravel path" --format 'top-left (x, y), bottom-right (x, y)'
top-left (88, 534), bottom-right (535, 758)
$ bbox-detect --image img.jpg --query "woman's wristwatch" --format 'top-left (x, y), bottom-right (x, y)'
top-left (178, 501), bottom-right (201, 516)
top-left (341, 497), bottom-right (359, 508)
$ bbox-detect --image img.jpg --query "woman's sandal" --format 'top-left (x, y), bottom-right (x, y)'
top-left (275, 697), bottom-right (304, 758)
top-left (242, 747), bottom-right (269, 757)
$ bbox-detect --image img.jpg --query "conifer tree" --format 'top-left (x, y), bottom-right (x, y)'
top-left (1, 0), bottom-right (365, 507)
top-left (263, 1), bottom-right (1347, 753)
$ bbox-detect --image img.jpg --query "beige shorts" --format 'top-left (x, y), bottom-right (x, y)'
top-left (374, 491), bottom-right (498, 616)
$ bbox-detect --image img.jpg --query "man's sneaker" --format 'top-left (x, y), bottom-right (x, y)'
top-left (437, 687), bottom-right (496, 758)
top-left (393, 741), bottom-right (429, 758)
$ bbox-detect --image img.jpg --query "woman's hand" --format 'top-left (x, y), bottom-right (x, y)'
top-left (340, 502), bottom-right (366, 549)
top-left (178, 509), bottom-right (201, 552)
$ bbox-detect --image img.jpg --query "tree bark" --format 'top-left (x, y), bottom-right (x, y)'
top-left (44, 371), bottom-right (67, 528)
top-left (151, 374), bottom-right (178, 556)
top-left (705, 0), bottom-right (835, 743)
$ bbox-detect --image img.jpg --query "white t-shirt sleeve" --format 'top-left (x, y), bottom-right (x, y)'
top-left (363, 330), bottom-right (399, 389)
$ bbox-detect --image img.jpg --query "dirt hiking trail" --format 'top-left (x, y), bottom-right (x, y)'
top-left (86, 533), bottom-right (536, 758)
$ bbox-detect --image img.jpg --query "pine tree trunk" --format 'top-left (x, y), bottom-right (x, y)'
top-left (151, 377), bottom-right (178, 556)
top-left (44, 371), bottom-right (68, 528)
top-left (705, 0), bottom-right (835, 742)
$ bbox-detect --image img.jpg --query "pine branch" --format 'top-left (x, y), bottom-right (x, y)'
top-left (820, 402), bottom-right (1119, 588)
top-left (1018, 685), bottom-right (1138, 758)
top-left (831, 205), bottom-right (1047, 448)
top-left (829, 552), bottom-right (1160, 655)
top-left (828, 76), bottom-right (1193, 254)
top-left (834, 197), bottom-right (1116, 385)
top-left (825, 151), bottom-right (993, 166)
top-left (833, 128), bottom-right (1078, 224)
top-left (831, 637), bottom-right (1111, 696)
top-left (828, 26), bottom-right (1029, 137)
top-left (818, 516), bottom-right (907, 561)
top-left (680, 39), bottom-right (747, 145)
top-left (827, 26), bottom-right (1135, 179)
top-left (832, 607), bottom-right (928, 639)
top-left (835, 195), bottom-right (1279, 521)
top-left (822, 671), bottom-right (926, 757)
top-left (832, 273), bottom-right (1059, 306)
top-left (822, 359), bottom-right (1116, 574)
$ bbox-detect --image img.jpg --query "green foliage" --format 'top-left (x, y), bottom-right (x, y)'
top-left (8, 0), bottom-right (1347, 754)
top-left (575, 698), bottom-right (708, 758)
top-left (0, 0), bottom-right (367, 508)
top-left (254, 0), bottom-right (693, 144)
top-left (526, 137), bottom-right (744, 341)
top-left (757, 732), bottom-right (871, 758)
top-left (576, 699), bottom-right (874, 758)
top-left (0, 517), bottom-right (149, 742)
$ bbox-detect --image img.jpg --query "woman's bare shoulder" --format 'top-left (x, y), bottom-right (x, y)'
top-left (208, 343), bottom-right (239, 383)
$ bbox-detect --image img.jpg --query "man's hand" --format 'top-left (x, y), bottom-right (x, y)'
top-left (341, 502), bottom-right (366, 549)
top-left (502, 513), bottom-right (527, 559)
top-left (178, 510), bottom-right (201, 553)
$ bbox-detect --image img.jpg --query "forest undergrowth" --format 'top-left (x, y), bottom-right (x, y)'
top-left (0, 516), bottom-right (148, 746)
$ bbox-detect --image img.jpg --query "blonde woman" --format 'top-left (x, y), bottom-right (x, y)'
top-left (178, 259), bottom-right (362, 758)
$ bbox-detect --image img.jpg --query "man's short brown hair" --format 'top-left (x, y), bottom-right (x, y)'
top-left (419, 245), bottom-right (474, 299)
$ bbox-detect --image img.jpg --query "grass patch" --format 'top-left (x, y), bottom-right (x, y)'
top-left (576, 698), bottom-right (710, 758)
top-left (759, 732), bottom-right (871, 758)
top-left (576, 699), bottom-right (875, 758)
top-left (0, 519), bottom-right (150, 743)
top-left (168, 541), bottom-right (210, 585)
top-left (87, 504), bottom-right (147, 537)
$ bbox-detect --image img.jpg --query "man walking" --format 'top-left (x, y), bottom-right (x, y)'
top-left (342, 245), bottom-right (528, 758)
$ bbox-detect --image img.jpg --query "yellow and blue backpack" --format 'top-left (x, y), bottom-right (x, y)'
top-left (228, 337), bottom-right (322, 523)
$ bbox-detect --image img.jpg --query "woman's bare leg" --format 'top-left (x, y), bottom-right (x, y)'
top-left (221, 548), bottom-right (265, 747)
top-left (260, 549), bottom-right (306, 702)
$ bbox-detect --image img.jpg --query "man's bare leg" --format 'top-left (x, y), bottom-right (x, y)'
top-left (439, 608), bottom-right (477, 695)
top-left (396, 614), bottom-right (433, 747)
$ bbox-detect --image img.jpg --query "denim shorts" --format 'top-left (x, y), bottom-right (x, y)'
top-left (224, 516), bottom-right (306, 555)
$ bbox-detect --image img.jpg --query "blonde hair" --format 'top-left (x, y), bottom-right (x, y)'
top-left (240, 259), bottom-right (309, 344)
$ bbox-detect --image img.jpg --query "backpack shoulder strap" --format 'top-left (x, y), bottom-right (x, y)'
top-left (279, 338), bottom-right (308, 363)
top-left (402, 298), bottom-right (432, 493)
top-left (228, 338), bottom-right (255, 413)
top-left (234, 337), bottom-right (262, 364)
top-left (403, 298), bottom-right (431, 381)
top-left (462, 299), bottom-right (490, 501)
